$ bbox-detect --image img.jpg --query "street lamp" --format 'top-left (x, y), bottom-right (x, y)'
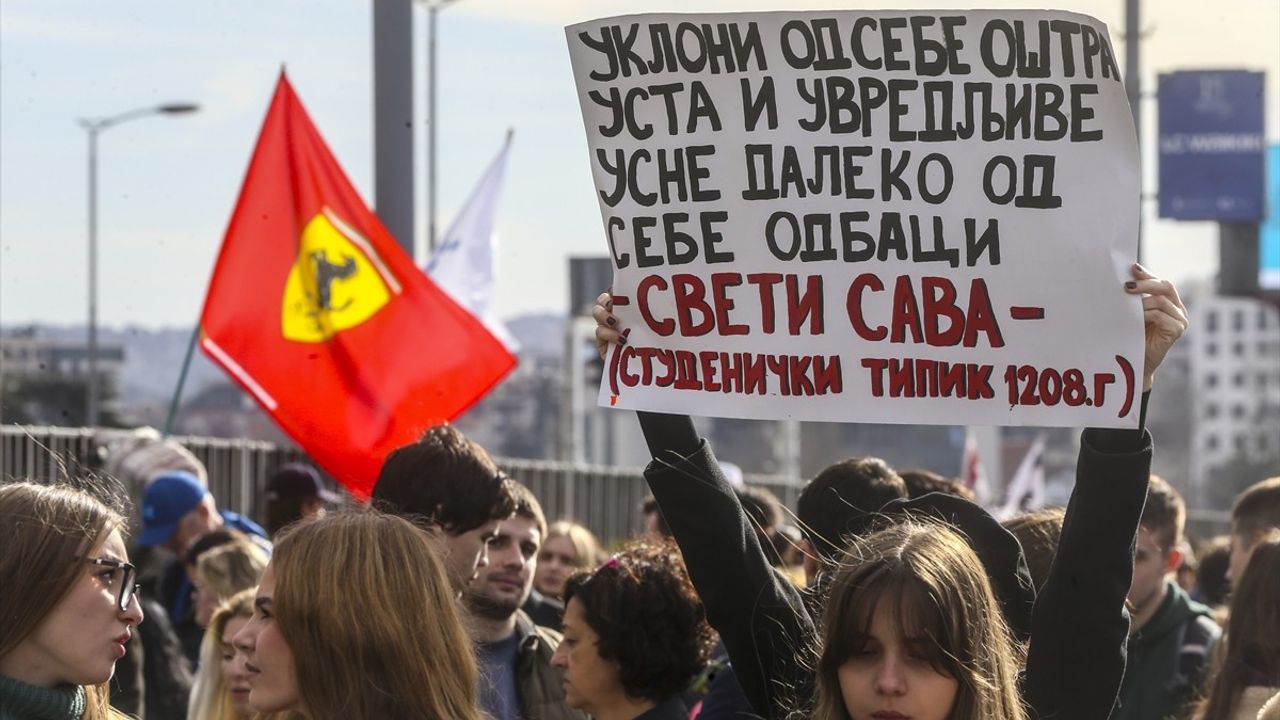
top-left (420, 0), bottom-right (464, 255)
top-left (79, 102), bottom-right (199, 428)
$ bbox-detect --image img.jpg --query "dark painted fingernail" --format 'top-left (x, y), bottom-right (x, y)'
top-left (1125, 281), bottom-right (1137, 290)
top-left (606, 316), bottom-right (616, 326)
top-left (618, 335), bottom-right (627, 345)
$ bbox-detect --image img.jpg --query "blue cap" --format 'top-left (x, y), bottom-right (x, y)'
top-left (138, 471), bottom-right (208, 547)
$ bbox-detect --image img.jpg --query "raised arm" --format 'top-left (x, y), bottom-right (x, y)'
top-left (1024, 264), bottom-right (1187, 719)
top-left (594, 293), bottom-right (815, 720)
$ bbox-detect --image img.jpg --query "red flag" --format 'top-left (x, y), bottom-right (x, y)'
top-left (199, 73), bottom-right (515, 497)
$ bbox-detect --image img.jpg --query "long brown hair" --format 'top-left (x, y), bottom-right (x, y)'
top-left (814, 520), bottom-right (1028, 720)
top-left (270, 508), bottom-right (482, 720)
top-left (1195, 530), bottom-right (1280, 720)
top-left (0, 481), bottom-right (130, 720)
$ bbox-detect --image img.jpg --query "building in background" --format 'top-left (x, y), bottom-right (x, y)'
top-left (0, 328), bottom-right (125, 426)
top-left (1185, 288), bottom-right (1280, 509)
top-left (456, 352), bottom-right (562, 461)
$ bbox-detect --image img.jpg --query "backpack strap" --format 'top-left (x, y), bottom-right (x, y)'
top-left (1166, 614), bottom-right (1221, 695)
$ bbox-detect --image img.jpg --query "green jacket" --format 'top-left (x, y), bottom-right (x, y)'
top-left (1114, 581), bottom-right (1220, 720)
top-left (514, 611), bottom-right (589, 720)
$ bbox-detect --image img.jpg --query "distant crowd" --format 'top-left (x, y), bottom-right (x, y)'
top-left (2, 268), bottom-right (1278, 720)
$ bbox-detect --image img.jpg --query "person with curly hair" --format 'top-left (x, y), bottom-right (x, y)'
top-left (552, 539), bottom-right (715, 720)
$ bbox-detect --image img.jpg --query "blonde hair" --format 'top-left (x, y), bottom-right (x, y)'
top-left (197, 539), bottom-right (269, 606)
top-left (814, 521), bottom-right (1028, 720)
top-left (0, 481), bottom-right (132, 720)
top-left (189, 590), bottom-right (256, 720)
top-left (271, 509), bottom-right (483, 720)
top-left (546, 520), bottom-right (606, 569)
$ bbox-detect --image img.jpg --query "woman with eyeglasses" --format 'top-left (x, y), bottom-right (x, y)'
top-left (552, 538), bottom-right (715, 720)
top-left (0, 481), bottom-right (145, 720)
top-left (232, 508), bottom-right (483, 720)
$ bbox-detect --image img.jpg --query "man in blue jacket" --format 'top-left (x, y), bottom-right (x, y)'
top-left (137, 470), bottom-right (269, 665)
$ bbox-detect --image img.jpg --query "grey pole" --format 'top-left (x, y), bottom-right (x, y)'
top-left (1125, 0), bottom-right (1143, 263)
top-left (86, 127), bottom-right (100, 427)
top-left (422, 0), bottom-right (463, 256)
top-left (373, 0), bottom-right (416, 259)
top-left (79, 103), bottom-right (198, 428)
top-left (428, 4), bottom-right (438, 254)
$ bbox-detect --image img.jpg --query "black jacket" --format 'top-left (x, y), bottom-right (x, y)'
top-left (637, 402), bottom-right (1152, 720)
top-left (634, 697), bottom-right (689, 720)
top-left (522, 589), bottom-right (565, 632)
top-left (511, 611), bottom-right (589, 720)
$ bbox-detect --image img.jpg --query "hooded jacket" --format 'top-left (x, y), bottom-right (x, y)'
top-left (1114, 580), bottom-right (1220, 720)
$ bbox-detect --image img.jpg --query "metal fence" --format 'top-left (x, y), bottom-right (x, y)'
top-left (0, 424), bottom-right (1239, 548)
top-left (1, 424), bottom-right (800, 546)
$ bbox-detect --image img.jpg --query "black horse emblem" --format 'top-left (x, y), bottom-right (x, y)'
top-left (309, 250), bottom-right (357, 313)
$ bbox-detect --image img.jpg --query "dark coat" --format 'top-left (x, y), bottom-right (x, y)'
top-left (522, 589), bottom-right (565, 632)
top-left (512, 611), bottom-right (589, 720)
top-left (634, 697), bottom-right (688, 720)
top-left (636, 400), bottom-right (1153, 720)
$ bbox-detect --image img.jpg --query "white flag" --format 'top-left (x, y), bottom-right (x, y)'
top-left (962, 427), bottom-right (989, 505)
top-left (997, 434), bottom-right (1047, 520)
top-left (426, 131), bottom-right (518, 351)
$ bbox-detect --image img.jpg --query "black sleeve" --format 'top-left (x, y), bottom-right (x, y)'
top-left (144, 600), bottom-right (195, 720)
top-left (637, 412), bottom-right (815, 720)
top-left (1024, 392), bottom-right (1153, 719)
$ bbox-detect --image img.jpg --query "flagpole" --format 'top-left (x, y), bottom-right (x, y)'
top-left (427, 0), bottom-right (438, 254)
top-left (163, 324), bottom-right (200, 437)
top-left (423, 0), bottom-right (465, 256)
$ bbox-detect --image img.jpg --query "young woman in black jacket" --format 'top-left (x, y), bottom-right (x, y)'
top-left (592, 265), bottom-right (1187, 720)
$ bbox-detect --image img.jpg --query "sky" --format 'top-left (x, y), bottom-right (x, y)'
top-left (1, 0), bottom-right (1277, 330)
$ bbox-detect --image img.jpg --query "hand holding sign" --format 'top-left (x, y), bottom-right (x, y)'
top-left (1125, 264), bottom-right (1189, 392)
top-left (594, 290), bottom-right (621, 360)
top-left (569, 10), bottom-right (1145, 428)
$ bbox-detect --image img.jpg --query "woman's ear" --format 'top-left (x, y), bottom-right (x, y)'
top-left (801, 538), bottom-right (822, 584)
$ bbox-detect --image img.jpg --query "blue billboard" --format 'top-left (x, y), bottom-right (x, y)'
top-left (1262, 144), bottom-right (1280, 291)
top-left (1158, 70), bottom-right (1265, 221)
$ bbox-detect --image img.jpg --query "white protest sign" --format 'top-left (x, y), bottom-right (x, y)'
top-left (566, 10), bottom-right (1143, 428)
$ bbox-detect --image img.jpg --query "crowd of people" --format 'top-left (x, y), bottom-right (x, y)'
top-left (2, 267), bottom-right (1278, 720)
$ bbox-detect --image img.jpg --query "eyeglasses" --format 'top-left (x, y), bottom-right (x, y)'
top-left (84, 557), bottom-right (140, 612)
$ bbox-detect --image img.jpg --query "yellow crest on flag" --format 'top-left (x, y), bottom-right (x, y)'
top-left (281, 209), bottom-right (399, 343)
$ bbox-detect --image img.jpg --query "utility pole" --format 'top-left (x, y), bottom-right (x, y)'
top-left (1125, 0), bottom-right (1143, 263)
top-left (421, 0), bottom-right (464, 255)
top-left (79, 103), bottom-right (199, 427)
top-left (373, 0), bottom-right (416, 260)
